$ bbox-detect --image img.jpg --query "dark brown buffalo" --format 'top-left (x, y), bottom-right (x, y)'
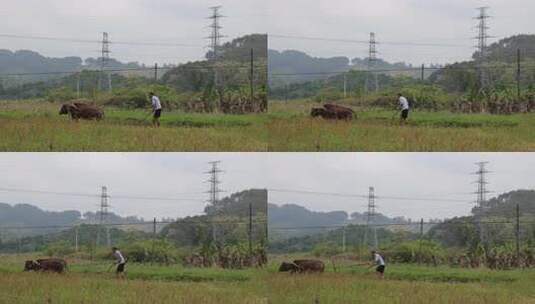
top-left (59, 103), bottom-right (104, 121)
top-left (24, 259), bottom-right (67, 273)
top-left (279, 260), bottom-right (325, 274)
top-left (311, 104), bottom-right (354, 121)
top-left (293, 259), bottom-right (325, 273)
top-left (279, 262), bottom-right (300, 273)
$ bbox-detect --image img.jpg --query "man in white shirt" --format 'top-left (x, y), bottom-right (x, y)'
top-left (398, 93), bottom-right (410, 124)
top-left (371, 250), bottom-right (386, 279)
top-left (149, 92), bottom-right (162, 128)
top-left (112, 247), bottom-right (127, 279)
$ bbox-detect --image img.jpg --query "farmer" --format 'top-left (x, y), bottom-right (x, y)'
top-left (149, 92), bottom-right (162, 128)
top-left (112, 247), bottom-right (127, 279)
top-left (370, 250), bottom-right (386, 279)
top-left (398, 93), bottom-right (410, 124)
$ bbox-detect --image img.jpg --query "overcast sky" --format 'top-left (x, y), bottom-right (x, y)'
top-left (1, 153), bottom-right (534, 222)
top-left (267, 0), bottom-right (534, 65)
top-left (1, 0), bottom-right (268, 65)
top-left (0, 153), bottom-right (269, 220)
top-left (267, 153), bottom-right (535, 221)
top-left (2, 1), bottom-right (533, 67)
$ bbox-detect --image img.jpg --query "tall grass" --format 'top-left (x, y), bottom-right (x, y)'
top-left (0, 101), bottom-right (268, 151)
top-left (267, 101), bottom-right (535, 152)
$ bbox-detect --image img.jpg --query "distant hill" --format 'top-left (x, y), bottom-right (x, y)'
top-left (268, 203), bottom-right (411, 239)
top-left (430, 34), bottom-right (535, 92)
top-left (428, 190), bottom-right (535, 248)
top-left (0, 203), bottom-right (144, 239)
top-left (0, 49), bottom-right (146, 88)
top-left (160, 189), bottom-right (268, 248)
top-left (162, 34), bottom-right (267, 92)
top-left (268, 49), bottom-right (419, 87)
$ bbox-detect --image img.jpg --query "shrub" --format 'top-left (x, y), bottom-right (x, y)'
top-left (44, 241), bottom-right (75, 257)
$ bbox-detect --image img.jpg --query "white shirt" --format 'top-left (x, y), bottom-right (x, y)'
top-left (374, 253), bottom-right (385, 266)
top-left (399, 96), bottom-right (409, 111)
top-left (113, 250), bottom-right (125, 264)
top-left (152, 96), bottom-right (162, 111)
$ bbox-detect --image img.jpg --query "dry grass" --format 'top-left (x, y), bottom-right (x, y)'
top-left (267, 101), bottom-right (535, 152)
top-left (0, 101), bottom-right (268, 152)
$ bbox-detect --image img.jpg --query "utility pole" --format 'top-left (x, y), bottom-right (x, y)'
top-left (516, 204), bottom-right (520, 266)
top-left (100, 32), bottom-right (111, 92)
top-left (342, 226), bottom-right (346, 252)
top-left (421, 64), bottom-right (425, 82)
top-left (206, 161), bottom-right (224, 245)
top-left (517, 49), bottom-right (521, 100)
top-left (475, 7), bottom-right (491, 92)
top-left (343, 73), bottom-right (347, 98)
top-left (250, 48), bottom-right (254, 103)
top-left (154, 63), bottom-right (158, 82)
top-left (77, 72), bottom-right (81, 98)
top-left (473, 162), bottom-right (491, 250)
top-left (419, 218), bottom-right (424, 264)
top-left (365, 32), bottom-right (379, 94)
top-left (152, 217), bottom-right (157, 264)
top-left (248, 202), bottom-right (253, 255)
top-left (96, 186), bottom-right (110, 247)
top-left (75, 225), bottom-right (79, 252)
top-left (363, 187), bottom-right (378, 250)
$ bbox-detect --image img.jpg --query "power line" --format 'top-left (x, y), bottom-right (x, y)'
top-left (0, 33), bottom-right (204, 47)
top-left (0, 218), bottom-right (268, 231)
top-left (269, 34), bottom-right (473, 48)
top-left (268, 188), bottom-right (471, 203)
top-left (269, 220), bottom-right (529, 231)
top-left (0, 63), bottom-right (268, 78)
top-left (269, 63), bottom-right (535, 78)
top-left (0, 186), bottom-right (206, 202)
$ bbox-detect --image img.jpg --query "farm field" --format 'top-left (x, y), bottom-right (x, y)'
top-left (267, 100), bottom-right (535, 152)
top-left (0, 101), bottom-right (268, 152)
top-left (266, 255), bottom-right (535, 304)
top-left (0, 254), bottom-right (269, 304)
top-left (3, 253), bottom-right (535, 303)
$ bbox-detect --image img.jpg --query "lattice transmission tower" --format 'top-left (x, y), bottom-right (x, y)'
top-left (363, 187), bottom-right (378, 250)
top-left (365, 32), bottom-right (379, 93)
top-left (205, 161), bottom-right (224, 244)
top-left (474, 7), bottom-right (491, 91)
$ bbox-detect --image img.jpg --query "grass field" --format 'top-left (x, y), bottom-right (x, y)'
top-left (266, 255), bottom-right (535, 304)
top-left (2, 254), bottom-right (535, 303)
top-left (267, 101), bottom-right (535, 152)
top-left (0, 101), bottom-right (268, 152)
top-left (0, 254), bottom-right (268, 304)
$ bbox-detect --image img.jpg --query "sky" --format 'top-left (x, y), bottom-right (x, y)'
top-left (0, 153), bottom-right (270, 220)
top-left (2, 0), bottom-right (533, 68)
top-left (1, 0), bottom-right (269, 66)
top-left (267, 0), bottom-right (534, 65)
top-left (1, 153), bottom-right (534, 222)
top-left (267, 153), bottom-right (535, 221)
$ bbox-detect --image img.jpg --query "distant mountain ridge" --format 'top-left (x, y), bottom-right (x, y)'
top-left (268, 49), bottom-right (418, 86)
top-left (268, 203), bottom-right (410, 239)
top-left (0, 49), bottom-right (146, 87)
top-left (0, 203), bottom-right (144, 238)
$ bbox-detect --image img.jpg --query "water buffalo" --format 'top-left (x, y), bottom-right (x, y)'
top-left (59, 103), bottom-right (104, 121)
top-left (279, 262), bottom-right (300, 273)
top-left (311, 104), bottom-right (354, 121)
top-left (24, 258), bottom-right (67, 273)
top-left (294, 259), bottom-right (325, 273)
top-left (279, 260), bottom-right (325, 274)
